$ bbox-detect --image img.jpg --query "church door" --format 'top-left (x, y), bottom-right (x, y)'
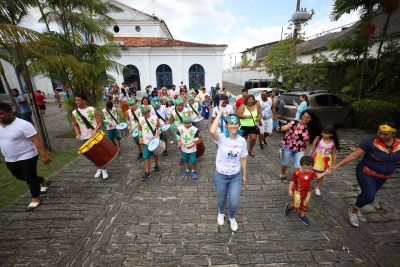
top-left (189, 64), bottom-right (205, 90)
top-left (123, 65), bottom-right (141, 91)
top-left (156, 64), bottom-right (173, 89)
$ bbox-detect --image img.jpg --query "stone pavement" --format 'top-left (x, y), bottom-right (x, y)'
top-left (0, 104), bottom-right (399, 266)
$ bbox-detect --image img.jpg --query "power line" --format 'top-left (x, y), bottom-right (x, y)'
top-left (125, 0), bottom-right (157, 23)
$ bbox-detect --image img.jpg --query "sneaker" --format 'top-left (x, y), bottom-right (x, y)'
top-left (163, 150), bottom-right (168, 157)
top-left (94, 169), bottom-right (102, 178)
top-left (357, 210), bottom-right (367, 222)
top-left (284, 203), bottom-right (291, 216)
top-left (154, 165), bottom-right (160, 173)
top-left (348, 208), bottom-right (359, 227)
top-left (179, 159), bottom-right (184, 165)
top-left (217, 213), bottom-right (224, 226)
top-left (315, 188), bottom-right (321, 196)
top-left (259, 143), bottom-right (264, 150)
top-left (182, 170), bottom-right (190, 177)
top-left (101, 169), bottom-right (109, 179)
top-left (137, 153), bottom-right (143, 160)
top-left (141, 172), bottom-right (151, 181)
top-left (298, 215), bottom-right (310, 226)
top-left (191, 170), bottom-right (198, 179)
top-left (229, 218), bottom-right (238, 232)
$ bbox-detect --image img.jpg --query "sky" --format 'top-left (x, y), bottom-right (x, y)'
top-left (22, 0), bottom-right (360, 68)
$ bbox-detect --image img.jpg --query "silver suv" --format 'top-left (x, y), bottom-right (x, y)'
top-left (278, 91), bottom-right (351, 126)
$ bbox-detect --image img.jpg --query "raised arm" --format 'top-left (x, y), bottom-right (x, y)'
top-left (210, 101), bottom-right (224, 141)
top-left (329, 148), bottom-right (365, 172)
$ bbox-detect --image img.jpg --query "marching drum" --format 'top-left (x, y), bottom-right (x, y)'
top-left (196, 138), bottom-right (205, 158)
top-left (161, 124), bottom-right (176, 140)
top-left (193, 117), bottom-right (207, 131)
top-left (116, 122), bottom-right (129, 138)
top-left (78, 132), bottom-right (119, 168)
top-left (148, 137), bottom-right (166, 155)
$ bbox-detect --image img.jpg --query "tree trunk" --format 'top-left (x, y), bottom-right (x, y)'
top-left (0, 64), bottom-right (20, 113)
top-left (37, 0), bottom-right (51, 33)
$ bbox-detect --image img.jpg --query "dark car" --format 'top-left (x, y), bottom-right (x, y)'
top-left (278, 91), bottom-right (351, 126)
top-left (244, 79), bottom-right (280, 90)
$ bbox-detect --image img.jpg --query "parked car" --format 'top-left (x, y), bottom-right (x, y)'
top-left (248, 88), bottom-right (286, 99)
top-left (278, 91), bottom-right (351, 126)
top-left (244, 79), bottom-right (282, 90)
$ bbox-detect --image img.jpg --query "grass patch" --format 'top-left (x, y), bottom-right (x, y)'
top-left (0, 149), bottom-right (77, 208)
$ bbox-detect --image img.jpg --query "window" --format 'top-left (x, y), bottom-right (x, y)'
top-left (315, 95), bottom-right (330, 106)
top-left (113, 25), bottom-right (120, 33)
top-left (281, 94), bottom-right (300, 106)
top-left (156, 64), bottom-right (173, 89)
top-left (135, 26), bottom-right (141, 32)
top-left (330, 95), bottom-right (343, 106)
top-left (188, 64), bottom-right (205, 89)
top-left (123, 65), bottom-right (141, 91)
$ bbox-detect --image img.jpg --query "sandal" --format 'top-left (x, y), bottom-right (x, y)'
top-left (26, 200), bottom-right (41, 211)
top-left (249, 152), bottom-right (255, 157)
top-left (40, 181), bottom-right (51, 193)
top-left (279, 174), bottom-right (287, 180)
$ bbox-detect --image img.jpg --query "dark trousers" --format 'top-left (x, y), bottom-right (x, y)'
top-left (6, 155), bottom-right (44, 198)
top-left (355, 164), bottom-right (386, 208)
top-left (21, 112), bottom-right (33, 124)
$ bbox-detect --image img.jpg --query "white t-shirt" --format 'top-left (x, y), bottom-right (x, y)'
top-left (0, 118), bottom-right (38, 162)
top-left (259, 97), bottom-right (273, 120)
top-left (216, 132), bottom-right (248, 175)
top-left (154, 105), bottom-right (171, 127)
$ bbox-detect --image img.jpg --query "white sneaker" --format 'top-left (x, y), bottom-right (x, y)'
top-left (229, 218), bottom-right (238, 232)
top-left (102, 169), bottom-right (109, 179)
top-left (94, 169), bottom-right (102, 178)
top-left (315, 188), bottom-right (321, 196)
top-left (348, 208), bottom-right (359, 227)
top-left (217, 213), bottom-right (224, 226)
top-left (357, 210), bottom-right (367, 222)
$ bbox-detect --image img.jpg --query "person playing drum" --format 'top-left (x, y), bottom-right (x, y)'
top-left (152, 99), bottom-right (171, 157)
top-left (170, 98), bottom-right (190, 130)
top-left (126, 98), bottom-right (143, 160)
top-left (177, 113), bottom-right (200, 179)
top-left (102, 101), bottom-right (121, 150)
top-left (187, 95), bottom-right (201, 123)
top-left (137, 105), bottom-right (161, 181)
top-left (71, 94), bottom-right (109, 179)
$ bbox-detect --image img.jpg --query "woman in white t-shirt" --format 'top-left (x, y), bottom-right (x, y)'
top-left (210, 101), bottom-right (248, 232)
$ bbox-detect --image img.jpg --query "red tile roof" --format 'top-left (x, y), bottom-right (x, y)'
top-left (113, 37), bottom-right (227, 48)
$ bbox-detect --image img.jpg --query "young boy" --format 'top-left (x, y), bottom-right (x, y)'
top-left (126, 98), bottom-right (143, 160)
top-left (176, 114), bottom-right (200, 179)
top-left (137, 105), bottom-right (161, 181)
top-left (201, 95), bottom-right (212, 120)
top-left (102, 101), bottom-right (121, 149)
top-left (284, 155), bottom-right (326, 226)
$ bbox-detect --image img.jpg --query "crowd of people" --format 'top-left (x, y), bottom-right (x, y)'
top-left (0, 83), bottom-right (398, 232)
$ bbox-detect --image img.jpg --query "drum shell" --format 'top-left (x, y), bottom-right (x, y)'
top-left (148, 138), bottom-right (166, 155)
top-left (161, 124), bottom-right (176, 140)
top-left (116, 124), bottom-right (129, 138)
top-left (193, 118), bottom-right (207, 131)
top-left (80, 135), bottom-right (119, 168)
top-left (196, 139), bottom-right (205, 158)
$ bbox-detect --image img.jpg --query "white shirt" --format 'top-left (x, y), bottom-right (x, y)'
top-left (0, 118), bottom-right (38, 162)
top-left (168, 89), bottom-right (179, 97)
top-left (216, 132), bottom-right (248, 175)
top-left (259, 97), bottom-right (273, 120)
top-left (212, 105), bottom-right (234, 133)
top-left (154, 105), bottom-right (171, 127)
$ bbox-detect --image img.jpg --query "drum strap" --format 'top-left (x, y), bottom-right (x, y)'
top-left (144, 117), bottom-right (156, 136)
top-left (189, 103), bottom-right (199, 116)
top-left (131, 109), bottom-right (139, 122)
top-left (75, 109), bottom-right (94, 130)
top-left (155, 109), bottom-right (166, 123)
top-left (106, 108), bottom-right (119, 124)
top-left (175, 107), bottom-right (183, 123)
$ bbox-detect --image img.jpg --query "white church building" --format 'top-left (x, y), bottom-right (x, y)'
top-left (0, 0), bottom-right (227, 100)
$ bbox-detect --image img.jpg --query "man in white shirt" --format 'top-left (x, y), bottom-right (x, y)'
top-left (257, 90), bottom-right (274, 149)
top-left (211, 95), bottom-right (234, 133)
top-left (152, 100), bottom-right (171, 156)
top-left (0, 103), bottom-right (51, 211)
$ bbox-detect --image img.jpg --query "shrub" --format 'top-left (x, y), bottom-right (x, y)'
top-left (352, 99), bottom-right (400, 130)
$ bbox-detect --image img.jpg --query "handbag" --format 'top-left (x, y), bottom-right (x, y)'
top-left (246, 106), bottom-right (260, 134)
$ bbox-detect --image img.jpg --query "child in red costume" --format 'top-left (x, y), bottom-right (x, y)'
top-left (284, 155), bottom-right (326, 225)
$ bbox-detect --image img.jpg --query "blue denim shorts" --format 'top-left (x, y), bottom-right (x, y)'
top-left (280, 147), bottom-right (304, 169)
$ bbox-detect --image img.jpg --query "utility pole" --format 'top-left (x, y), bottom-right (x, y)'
top-left (234, 55), bottom-right (237, 70)
top-left (291, 0), bottom-right (313, 41)
top-left (294, 0), bottom-right (301, 40)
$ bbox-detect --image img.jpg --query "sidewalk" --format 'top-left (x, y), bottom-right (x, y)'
top-left (0, 103), bottom-right (399, 266)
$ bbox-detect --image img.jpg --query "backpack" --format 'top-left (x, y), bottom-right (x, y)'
top-left (275, 96), bottom-right (285, 113)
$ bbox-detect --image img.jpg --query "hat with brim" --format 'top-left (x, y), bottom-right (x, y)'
top-left (175, 98), bottom-right (184, 105)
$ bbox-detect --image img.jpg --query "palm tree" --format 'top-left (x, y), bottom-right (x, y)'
top-left (0, 0), bottom-right (52, 149)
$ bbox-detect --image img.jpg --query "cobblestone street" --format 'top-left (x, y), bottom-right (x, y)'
top-left (0, 103), bottom-right (399, 266)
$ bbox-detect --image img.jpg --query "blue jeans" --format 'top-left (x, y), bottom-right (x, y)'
top-left (280, 147), bottom-right (304, 169)
top-left (21, 112), bottom-right (33, 124)
top-left (214, 170), bottom-right (242, 219)
top-left (355, 164), bottom-right (386, 208)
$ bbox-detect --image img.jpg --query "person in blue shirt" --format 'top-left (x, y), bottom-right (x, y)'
top-left (294, 94), bottom-right (308, 121)
top-left (329, 122), bottom-right (400, 228)
top-left (11, 88), bottom-right (32, 124)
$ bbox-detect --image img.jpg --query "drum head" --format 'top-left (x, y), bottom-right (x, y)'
top-left (116, 123), bottom-right (127, 129)
top-left (194, 117), bottom-right (203, 122)
top-left (148, 138), bottom-right (160, 150)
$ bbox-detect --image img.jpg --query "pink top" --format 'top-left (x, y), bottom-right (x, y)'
top-left (315, 138), bottom-right (335, 155)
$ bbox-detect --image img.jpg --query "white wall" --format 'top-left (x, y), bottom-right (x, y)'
top-left (107, 46), bottom-right (226, 90)
top-left (222, 68), bottom-right (274, 86)
top-left (109, 23), bottom-right (164, 38)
